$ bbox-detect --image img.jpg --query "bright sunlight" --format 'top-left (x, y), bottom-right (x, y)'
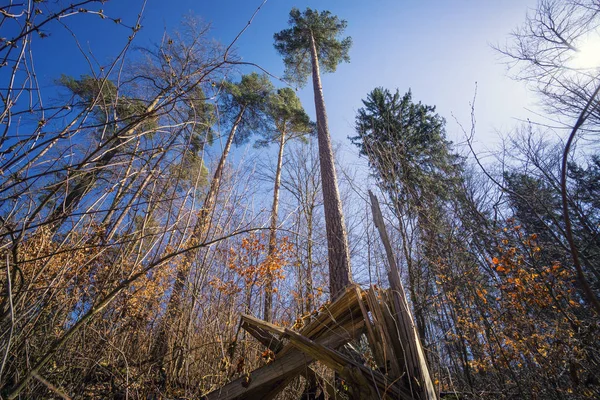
top-left (571, 32), bottom-right (600, 69)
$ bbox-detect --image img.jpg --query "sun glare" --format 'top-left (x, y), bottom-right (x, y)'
top-left (570, 33), bottom-right (600, 70)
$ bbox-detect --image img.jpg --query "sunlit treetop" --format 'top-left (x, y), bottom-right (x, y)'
top-left (258, 87), bottom-right (313, 146)
top-left (274, 8), bottom-right (352, 87)
top-left (220, 72), bottom-right (274, 145)
top-left (59, 74), bottom-right (158, 133)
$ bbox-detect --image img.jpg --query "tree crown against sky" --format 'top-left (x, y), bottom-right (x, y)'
top-left (352, 87), bottom-right (461, 204)
top-left (220, 72), bottom-right (274, 145)
top-left (171, 85), bottom-right (215, 188)
top-left (273, 7), bottom-right (352, 87)
top-left (500, 0), bottom-right (600, 126)
top-left (255, 87), bottom-right (313, 148)
top-left (183, 86), bottom-right (217, 153)
top-left (58, 74), bottom-right (158, 134)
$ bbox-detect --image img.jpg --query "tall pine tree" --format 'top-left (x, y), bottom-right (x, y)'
top-left (274, 8), bottom-right (353, 298)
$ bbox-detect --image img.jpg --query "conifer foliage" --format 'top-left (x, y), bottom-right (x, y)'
top-left (0, 1), bottom-right (599, 399)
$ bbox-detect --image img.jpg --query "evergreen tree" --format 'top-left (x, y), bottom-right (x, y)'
top-left (170, 86), bottom-right (216, 188)
top-left (352, 87), bottom-right (461, 343)
top-left (505, 159), bottom-right (600, 292)
top-left (274, 8), bottom-right (353, 298)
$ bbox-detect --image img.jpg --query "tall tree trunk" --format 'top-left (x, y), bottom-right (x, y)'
top-left (194, 107), bottom-right (245, 237)
top-left (308, 33), bottom-right (352, 299)
top-left (151, 107), bottom-right (245, 375)
top-left (263, 130), bottom-right (286, 322)
top-left (396, 204), bottom-right (427, 345)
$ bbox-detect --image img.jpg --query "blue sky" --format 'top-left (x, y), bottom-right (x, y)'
top-left (24, 0), bottom-right (540, 159)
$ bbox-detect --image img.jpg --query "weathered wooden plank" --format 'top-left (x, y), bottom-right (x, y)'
top-left (261, 365), bottom-right (337, 400)
top-left (292, 284), bottom-right (361, 344)
top-left (386, 289), bottom-right (438, 399)
top-left (244, 313), bottom-right (417, 400)
top-left (290, 335), bottom-right (413, 399)
top-left (205, 278), bottom-right (435, 400)
top-left (354, 285), bottom-right (387, 371)
top-left (242, 319), bottom-right (336, 400)
top-left (234, 288), bottom-right (364, 400)
top-left (365, 287), bottom-right (402, 377)
top-left (204, 318), bottom-right (363, 400)
top-left (241, 320), bottom-right (285, 353)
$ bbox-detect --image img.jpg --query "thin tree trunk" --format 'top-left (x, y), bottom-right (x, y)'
top-left (393, 198), bottom-right (428, 344)
top-left (308, 33), bottom-right (352, 299)
top-left (151, 107), bottom-right (245, 372)
top-left (305, 209), bottom-right (314, 312)
top-left (195, 107), bottom-right (245, 236)
top-left (263, 130), bottom-right (286, 322)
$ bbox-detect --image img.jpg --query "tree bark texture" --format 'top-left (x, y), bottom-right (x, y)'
top-left (308, 33), bottom-right (352, 299)
top-left (263, 129), bottom-right (286, 322)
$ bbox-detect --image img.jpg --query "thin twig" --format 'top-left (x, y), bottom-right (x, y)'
top-left (31, 372), bottom-right (72, 400)
top-left (559, 78), bottom-right (600, 316)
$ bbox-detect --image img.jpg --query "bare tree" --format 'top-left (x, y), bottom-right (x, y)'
top-left (498, 0), bottom-right (600, 126)
top-left (499, 0), bottom-right (600, 314)
top-left (0, 6), bottom-right (272, 397)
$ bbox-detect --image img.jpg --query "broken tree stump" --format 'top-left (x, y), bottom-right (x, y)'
top-left (205, 282), bottom-right (437, 399)
top-left (204, 193), bottom-right (438, 399)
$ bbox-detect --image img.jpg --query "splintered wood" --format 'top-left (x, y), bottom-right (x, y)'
top-left (205, 192), bottom-right (436, 399)
top-left (205, 285), bottom-right (436, 399)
